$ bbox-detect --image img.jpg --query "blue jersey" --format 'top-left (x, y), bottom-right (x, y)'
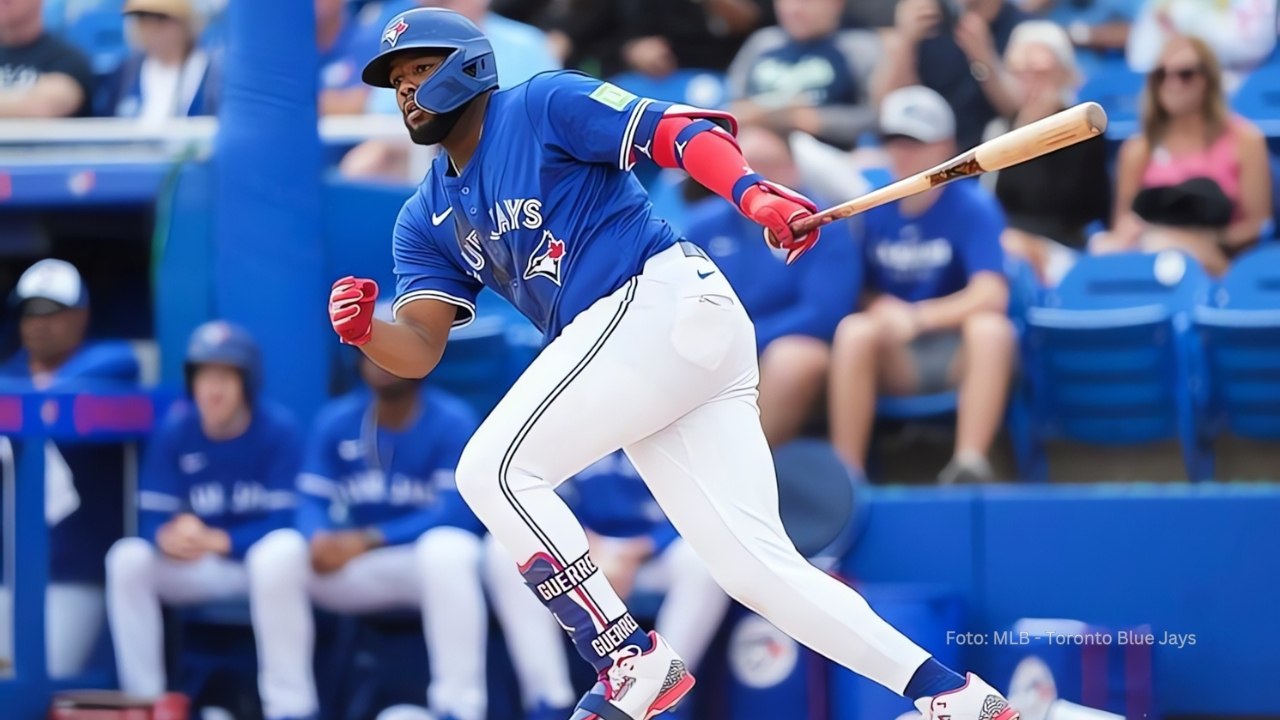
top-left (685, 196), bottom-right (859, 351)
top-left (296, 386), bottom-right (483, 545)
top-left (856, 180), bottom-right (1006, 303)
top-left (392, 71), bottom-right (709, 340)
top-left (138, 401), bottom-right (300, 560)
top-left (0, 341), bottom-right (140, 583)
top-left (560, 451), bottom-right (678, 555)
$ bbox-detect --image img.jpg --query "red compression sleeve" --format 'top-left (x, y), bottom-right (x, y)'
top-left (652, 115), bottom-right (753, 205)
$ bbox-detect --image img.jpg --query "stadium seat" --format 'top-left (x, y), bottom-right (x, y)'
top-left (1078, 60), bottom-right (1146, 127)
top-left (1193, 245), bottom-right (1280, 442)
top-left (1233, 60), bottom-right (1280, 122)
top-left (63, 0), bottom-right (128, 77)
top-left (1018, 251), bottom-right (1213, 482)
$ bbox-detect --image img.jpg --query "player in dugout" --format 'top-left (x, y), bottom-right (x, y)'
top-left (0, 259), bottom-right (140, 678)
top-left (105, 321), bottom-right (304, 719)
top-left (328, 8), bottom-right (1019, 720)
top-left (251, 303), bottom-right (490, 720)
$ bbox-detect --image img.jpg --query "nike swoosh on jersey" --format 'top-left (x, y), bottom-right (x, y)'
top-left (432, 207), bottom-right (454, 225)
top-left (697, 269), bottom-right (716, 279)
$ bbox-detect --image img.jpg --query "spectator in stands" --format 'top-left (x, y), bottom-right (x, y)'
top-left (728, 0), bottom-right (881, 149)
top-left (0, 0), bottom-right (93, 117)
top-left (1127, 0), bottom-right (1275, 82)
top-left (487, 451), bottom-right (730, 720)
top-left (1105, 35), bottom-right (1271, 271)
top-left (107, 0), bottom-right (219, 120)
top-left (995, 21), bottom-right (1110, 284)
top-left (683, 126), bottom-right (858, 447)
top-left (1015, 0), bottom-right (1134, 53)
top-left (106, 321), bottom-right (302, 717)
top-left (828, 87), bottom-right (1014, 484)
top-left (618, 0), bottom-right (766, 77)
top-left (316, 0), bottom-right (379, 115)
top-left (874, 0), bottom-right (1030, 149)
top-left (488, 0), bottom-right (618, 71)
top-left (248, 343), bottom-right (489, 720)
top-left (343, 0), bottom-right (560, 180)
top-left (0, 259), bottom-right (140, 677)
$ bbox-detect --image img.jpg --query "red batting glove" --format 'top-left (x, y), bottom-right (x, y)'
top-left (738, 180), bottom-right (821, 265)
top-left (329, 276), bottom-right (379, 346)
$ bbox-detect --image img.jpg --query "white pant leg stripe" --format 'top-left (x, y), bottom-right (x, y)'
top-left (496, 277), bottom-right (638, 613)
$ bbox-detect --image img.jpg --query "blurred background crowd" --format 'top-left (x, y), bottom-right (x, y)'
top-left (2, 0), bottom-right (1279, 718)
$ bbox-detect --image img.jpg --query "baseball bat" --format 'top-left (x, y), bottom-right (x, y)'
top-left (790, 101), bottom-right (1109, 235)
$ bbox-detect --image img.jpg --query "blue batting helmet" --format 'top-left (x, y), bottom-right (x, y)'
top-left (361, 8), bottom-right (499, 114)
top-left (184, 320), bottom-right (263, 402)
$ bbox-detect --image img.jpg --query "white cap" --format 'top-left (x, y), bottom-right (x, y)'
top-left (879, 86), bottom-right (956, 144)
top-left (13, 259), bottom-right (88, 315)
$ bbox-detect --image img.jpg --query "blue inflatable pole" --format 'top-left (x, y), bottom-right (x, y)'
top-left (213, 0), bottom-right (326, 421)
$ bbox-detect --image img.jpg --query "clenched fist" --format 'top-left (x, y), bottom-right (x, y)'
top-left (329, 276), bottom-right (379, 346)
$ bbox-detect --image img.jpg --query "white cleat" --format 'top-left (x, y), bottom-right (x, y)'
top-left (914, 673), bottom-right (1021, 720)
top-left (570, 631), bottom-right (695, 720)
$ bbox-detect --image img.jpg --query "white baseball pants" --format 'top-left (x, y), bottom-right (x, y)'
top-left (106, 527), bottom-right (487, 720)
top-left (455, 243), bottom-right (932, 695)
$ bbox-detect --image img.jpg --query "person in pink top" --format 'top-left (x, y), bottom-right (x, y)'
top-left (1105, 34), bottom-right (1271, 274)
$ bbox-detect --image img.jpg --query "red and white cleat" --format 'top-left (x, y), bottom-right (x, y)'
top-left (914, 673), bottom-right (1021, 720)
top-left (570, 632), bottom-right (695, 720)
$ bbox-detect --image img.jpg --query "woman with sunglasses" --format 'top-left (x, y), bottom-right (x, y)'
top-left (1105, 35), bottom-right (1271, 272)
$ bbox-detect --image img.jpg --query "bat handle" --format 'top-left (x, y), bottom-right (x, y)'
top-left (789, 211), bottom-right (833, 237)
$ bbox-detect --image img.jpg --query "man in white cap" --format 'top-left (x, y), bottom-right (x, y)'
top-left (825, 86), bottom-right (1015, 486)
top-left (0, 258), bottom-right (140, 676)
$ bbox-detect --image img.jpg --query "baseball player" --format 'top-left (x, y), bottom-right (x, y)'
top-left (328, 8), bottom-right (1019, 720)
top-left (487, 450), bottom-right (729, 720)
top-left (247, 329), bottom-right (489, 720)
top-left (0, 258), bottom-right (140, 677)
top-left (106, 321), bottom-right (302, 718)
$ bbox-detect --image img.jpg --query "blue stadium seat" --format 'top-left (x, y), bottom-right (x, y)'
top-left (1233, 60), bottom-right (1280, 122)
top-left (1078, 60), bottom-right (1146, 127)
top-left (1193, 245), bottom-right (1280, 441)
top-left (63, 0), bottom-right (128, 76)
top-left (1018, 251), bottom-right (1213, 482)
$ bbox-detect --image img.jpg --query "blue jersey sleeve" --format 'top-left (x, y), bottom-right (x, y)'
top-left (956, 186), bottom-right (1007, 280)
top-left (52, 342), bottom-right (141, 387)
top-left (524, 71), bottom-right (674, 171)
top-left (392, 189), bottom-right (484, 328)
top-left (137, 410), bottom-right (188, 544)
top-left (295, 409), bottom-right (343, 540)
top-left (226, 413), bottom-right (301, 558)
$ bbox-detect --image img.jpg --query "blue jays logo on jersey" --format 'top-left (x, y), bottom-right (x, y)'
top-left (383, 18), bottom-right (409, 48)
top-left (524, 230), bottom-right (567, 285)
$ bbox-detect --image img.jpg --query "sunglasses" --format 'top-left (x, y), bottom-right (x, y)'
top-left (1152, 65), bottom-right (1204, 84)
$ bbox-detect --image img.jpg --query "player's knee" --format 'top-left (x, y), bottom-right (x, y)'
top-left (415, 527), bottom-right (483, 577)
top-left (244, 528), bottom-right (308, 581)
top-left (454, 436), bottom-right (502, 513)
top-left (106, 537), bottom-right (156, 584)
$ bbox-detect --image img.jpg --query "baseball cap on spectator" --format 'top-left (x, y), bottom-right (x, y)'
top-left (879, 86), bottom-right (956, 144)
top-left (11, 259), bottom-right (89, 317)
top-left (123, 0), bottom-right (197, 29)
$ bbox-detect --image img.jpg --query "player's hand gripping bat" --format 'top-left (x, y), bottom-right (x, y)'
top-left (789, 102), bottom-right (1109, 236)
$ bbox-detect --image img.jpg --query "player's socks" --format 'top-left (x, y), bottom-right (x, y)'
top-left (903, 657), bottom-right (966, 700)
top-left (520, 552), bottom-right (653, 673)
